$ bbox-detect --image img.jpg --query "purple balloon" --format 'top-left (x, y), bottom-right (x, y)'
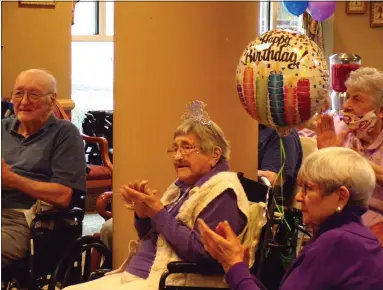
top-left (308, 1), bottom-right (336, 21)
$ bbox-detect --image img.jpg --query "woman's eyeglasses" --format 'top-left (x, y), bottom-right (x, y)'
top-left (298, 182), bottom-right (321, 197)
top-left (167, 145), bottom-right (199, 157)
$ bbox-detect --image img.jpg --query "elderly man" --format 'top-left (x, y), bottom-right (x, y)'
top-left (1, 69), bottom-right (86, 267)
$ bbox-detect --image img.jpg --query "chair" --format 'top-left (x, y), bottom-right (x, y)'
top-left (48, 236), bottom-right (112, 290)
top-left (299, 136), bottom-right (317, 160)
top-left (291, 136), bottom-right (317, 210)
top-left (158, 173), bottom-right (274, 290)
top-left (85, 173), bottom-right (309, 290)
top-left (53, 102), bottom-right (113, 199)
top-left (159, 174), bottom-right (311, 290)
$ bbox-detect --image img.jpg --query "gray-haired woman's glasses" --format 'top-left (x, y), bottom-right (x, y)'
top-left (167, 145), bottom-right (199, 157)
top-left (11, 90), bottom-right (53, 103)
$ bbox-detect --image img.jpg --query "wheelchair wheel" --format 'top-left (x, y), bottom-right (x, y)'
top-left (48, 236), bottom-right (112, 290)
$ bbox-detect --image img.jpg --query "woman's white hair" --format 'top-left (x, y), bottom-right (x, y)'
top-left (174, 119), bottom-right (231, 161)
top-left (345, 67), bottom-right (383, 108)
top-left (298, 147), bottom-right (375, 207)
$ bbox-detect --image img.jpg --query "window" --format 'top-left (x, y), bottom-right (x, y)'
top-left (260, 1), bottom-right (305, 35)
top-left (71, 0), bottom-right (114, 130)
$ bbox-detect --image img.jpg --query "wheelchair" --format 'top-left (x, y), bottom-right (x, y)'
top-left (66, 172), bottom-right (309, 290)
top-left (1, 193), bottom-right (112, 290)
top-left (158, 174), bottom-right (311, 290)
top-left (2, 207), bottom-right (84, 290)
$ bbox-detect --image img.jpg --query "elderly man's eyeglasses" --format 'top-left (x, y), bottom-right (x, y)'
top-left (167, 145), bottom-right (199, 157)
top-left (11, 90), bottom-right (53, 103)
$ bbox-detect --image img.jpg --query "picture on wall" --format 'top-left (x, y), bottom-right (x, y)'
top-left (371, 2), bottom-right (383, 27)
top-left (346, 1), bottom-right (367, 14)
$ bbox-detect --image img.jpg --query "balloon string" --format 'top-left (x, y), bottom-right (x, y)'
top-left (272, 138), bottom-right (291, 231)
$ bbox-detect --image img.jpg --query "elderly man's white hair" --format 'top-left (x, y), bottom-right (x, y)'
top-left (298, 147), bottom-right (376, 207)
top-left (15, 69), bottom-right (57, 94)
top-left (345, 67), bottom-right (383, 108)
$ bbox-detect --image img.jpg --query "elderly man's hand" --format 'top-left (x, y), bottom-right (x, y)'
top-left (120, 181), bottom-right (164, 218)
top-left (1, 158), bottom-right (16, 189)
top-left (197, 219), bottom-right (249, 273)
top-left (316, 114), bottom-right (349, 149)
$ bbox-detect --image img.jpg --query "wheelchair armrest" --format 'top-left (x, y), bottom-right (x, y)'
top-left (167, 261), bottom-right (224, 275)
top-left (34, 207), bottom-right (84, 223)
top-left (88, 269), bottom-right (113, 281)
top-left (159, 261), bottom-right (224, 290)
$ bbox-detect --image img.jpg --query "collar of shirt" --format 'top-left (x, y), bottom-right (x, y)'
top-left (10, 113), bottom-right (58, 137)
top-left (346, 129), bottom-right (383, 153)
top-left (314, 206), bottom-right (368, 240)
top-left (174, 160), bottom-right (230, 193)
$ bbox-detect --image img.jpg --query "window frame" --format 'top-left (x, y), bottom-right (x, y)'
top-left (72, 1), bottom-right (113, 42)
top-left (260, 1), bottom-right (305, 34)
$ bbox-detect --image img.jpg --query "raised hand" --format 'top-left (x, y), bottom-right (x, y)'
top-left (197, 219), bottom-right (248, 273)
top-left (316, 114), bottom-right (349, 149)
top-left (120, 180), bottom-right (163, 218)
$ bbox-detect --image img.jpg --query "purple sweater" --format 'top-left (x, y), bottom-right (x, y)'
top-left (226, 206), bottom-right (383, 290)
top-left (125, 161), bottom-right (247, 278)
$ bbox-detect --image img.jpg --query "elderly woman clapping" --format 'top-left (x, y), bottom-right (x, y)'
top-left (65, 101), bottom-right (250, 290)
top-left (317, 67), bottom-right (383, 244)
top-left (198, 147), bottom-right (383, 290)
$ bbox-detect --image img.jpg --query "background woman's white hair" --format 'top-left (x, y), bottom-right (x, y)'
top-left (174, 119), bottom-right (231, 161)
top-left (298, 147), bottom-right (375, 207)
top-left (345, 67), bottom-right (383, 108)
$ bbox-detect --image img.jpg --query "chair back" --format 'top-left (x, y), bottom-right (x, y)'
top-left (299, 136), bottom-right (317, 160)
top-left (291, 136), bottom-right (318, 209)
top-left (52, 101), bottom-right (70, 120)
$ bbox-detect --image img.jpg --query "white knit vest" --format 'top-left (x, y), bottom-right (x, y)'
top-left (146, 171), bottom-right (250, 288)
top-left (109, 172), bottom-right (266, 289)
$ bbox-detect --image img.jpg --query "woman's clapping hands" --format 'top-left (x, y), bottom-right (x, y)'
top-left (120, 180), bottom-right (164, 218)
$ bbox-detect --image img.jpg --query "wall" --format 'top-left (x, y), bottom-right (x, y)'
top-left (333, 2), bottom-right (383, 70)
top-left (113, 2), bottom-right (260, 267)
top-left (1, 2), bottom-right (73, 104)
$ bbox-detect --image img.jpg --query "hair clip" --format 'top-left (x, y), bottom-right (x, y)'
top-left (182, 100), bottom-right (212, 126)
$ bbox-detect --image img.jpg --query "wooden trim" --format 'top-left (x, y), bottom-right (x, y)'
top-left (57, 98), bottom-right (75, 111)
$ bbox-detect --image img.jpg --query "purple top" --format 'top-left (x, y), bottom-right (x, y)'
top-left (226, 206), bottom-right (383, 290)
top-left (125, 161), bottom-right (247, 278)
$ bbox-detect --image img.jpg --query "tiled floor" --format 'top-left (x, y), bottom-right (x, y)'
top-left (82, 213), bottom-right (105, 236)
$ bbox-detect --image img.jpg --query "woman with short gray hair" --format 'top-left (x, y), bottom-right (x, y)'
top-left (298, 147), bottom-right (375, 208)
top-left (198, 147), bottom-right (383, 290)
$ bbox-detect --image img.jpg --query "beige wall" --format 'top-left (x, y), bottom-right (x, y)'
top-left (1, 2), bottom-right (72, 100)
top-left (333, 2), bottom-right (383, 70)
top-left (113, 2), bottom-right (259, 267)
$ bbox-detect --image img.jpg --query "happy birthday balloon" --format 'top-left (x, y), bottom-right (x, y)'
top-left (235, 30), bottom-right (329, 136)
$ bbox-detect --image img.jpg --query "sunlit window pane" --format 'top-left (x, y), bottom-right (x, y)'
top-left (275, 2), bottom-right (304, 33)
top-left (71, 42), bottom-right (114, 130)
top-left (72, 1), bottom-right (98, 36)
top-left (106, 1), bottom-right (114, 36)
top-left (259, 1), bottom-right (270, 34)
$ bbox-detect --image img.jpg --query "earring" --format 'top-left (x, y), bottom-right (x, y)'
top-left (336, 206), bottom-right (342, 212)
